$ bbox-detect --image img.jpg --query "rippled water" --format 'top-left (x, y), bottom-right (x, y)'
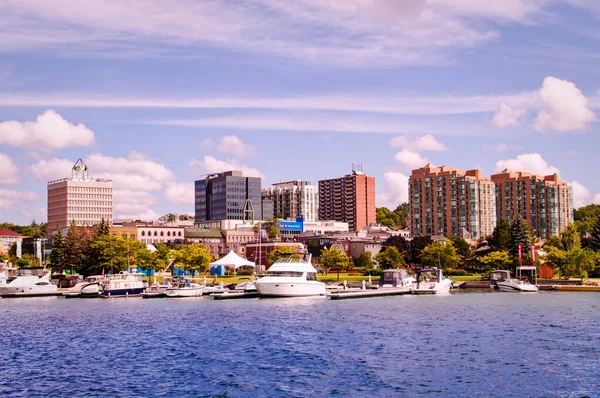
top-left (1, 292), bottom-right (599, 397)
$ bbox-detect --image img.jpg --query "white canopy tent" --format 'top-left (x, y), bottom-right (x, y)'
top-left (210, 251), bottom-right (256, 270)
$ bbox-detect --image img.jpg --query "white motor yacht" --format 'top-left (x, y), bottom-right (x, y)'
top-left (379, 269), bottom-right (417, 290)
top-left (497, 278), bottom-right (539, 292)
top-left (0, 269), bottom-right (59, 297)
top-left (165, 280), bottom-right (204, 297)
top-left (411, 268), bottom-right (453, 295)
top-left (62, 275), bottom-right (105, 298)
top-left (254, 255), bottom-right (326, 297)
top-left (102, 272), bottom-right (146, 298)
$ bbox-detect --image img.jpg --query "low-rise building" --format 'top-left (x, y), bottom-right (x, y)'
top-left (184, 228), bottom-right (226, 258)
top-left (303, 221), bottom-right (349, 235)
top-left (0, 230), bottom-right (22, 257)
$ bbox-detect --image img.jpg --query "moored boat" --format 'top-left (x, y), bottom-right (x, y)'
top-left (254, 255), bottom-right (326, 297)
top-left (411, 268), bottom-right (453, 295)
top-left (165, 280), bottom-right (204, 298)
top-left (102, 272), bottom-right (146, 298)
top-left (0, 269), bottom-right (60, 297)
top-left (497, 278), bottom-right (539, 292)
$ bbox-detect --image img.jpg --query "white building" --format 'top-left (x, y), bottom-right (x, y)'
top-left (303, 221), bottom-right (349, 235)
top-left (0, 230), bottom-right (22, 256)
top-left (262, 180), bottom-right (319, 222)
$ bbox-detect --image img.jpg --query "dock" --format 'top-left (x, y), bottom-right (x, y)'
top-left (211, 291), bottom-right (261, 300)
top-left (329, 288), bottom-right (410, 300)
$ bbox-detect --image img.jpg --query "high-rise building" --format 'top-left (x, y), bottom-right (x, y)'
top-left (318, 166), bottom-right (376, 232)
top-left (194, 170), bottom-right (262, 223)
top-left (47, 159), bottom-right (113, 232)
top-left (490, 169), bottom-right (573, 239)
top-left (409, 164), bottom-right (496, 240)
top-left (262, 180), bottom-right (319, 222)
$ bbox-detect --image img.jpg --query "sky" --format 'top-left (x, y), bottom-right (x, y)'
top-left (1, 0), bottom-right (600, 224)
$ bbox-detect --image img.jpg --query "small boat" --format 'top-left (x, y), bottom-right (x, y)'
top-left (80, 276), bottom-right (105, 298)
top-left (378, 269), bottom-right (417, 290)
top-left (203, 284), bottom-right (229, 294)
top-left (165, 279), bottom-right (204, 298)
top-left (61, 275), bottom-right (103, 298)
top-left (254, 254), bottom-right (326, 297)
top-left (0, 269), bottom-right (60, 297)
top-left (497, 278), bottom-right (539, 292)
top-left (142, 283), bottom-right (171, 298)
top-left (232, 281), bottom-right (257, 292)
top-left (102, 272), bottom-right (146, 298)
top-left (411, 268), bottom-right (453, 295)
top-left (490, 270), bottom-right (511, 290)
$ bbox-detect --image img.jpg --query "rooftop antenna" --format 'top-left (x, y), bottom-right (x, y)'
top-left (352, 161), bottom-right (356, 173)
top-left (72, 158), bottom-right (88, 179)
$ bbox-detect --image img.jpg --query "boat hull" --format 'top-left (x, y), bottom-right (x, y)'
top-left (0, 285), bottom-right (59, 297)
top-left (411, 280), bottom-right (452, 295)
top-left (497, 282), bottom-right (538, 292)
top-left (102, 287), bottom-right (145, 298)
top-left (165, 288), bottom-right (204, 297)
top-left (255, 280), bottom-right (326, 297)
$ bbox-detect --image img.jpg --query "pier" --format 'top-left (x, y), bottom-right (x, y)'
top-left (329, 288), bottom-right (410, 300)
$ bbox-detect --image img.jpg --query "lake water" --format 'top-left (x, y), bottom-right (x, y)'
top-left (1, 291), bottom-right (599, 397)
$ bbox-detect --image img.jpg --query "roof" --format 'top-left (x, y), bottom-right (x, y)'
top-left (210, 250), bottom-right (255, 269)
top-left (0, 230), bottom-right (21, 237)
top-left (184, 227), bottom-right (224, 239)
top-left (268, 258), bottom-right (318, 273)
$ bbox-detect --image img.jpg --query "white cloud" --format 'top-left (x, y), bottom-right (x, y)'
top-left (571, 181), bottom-right (592, 208)
top-left (86, 152), bottom-right (175, 183)
top-left (491, 103), bottom-right (526, 128)
top-left (0, 153), bottom-right (19, 185)
top-left (394, 149), bottom-right (429, 170)
top-left (199, 138), bottom-right (215, 150)
top-left (495, 143), bottom-right (524, 152)
top-left (20, 207), bottom-right (47, 222)
top-left (535, 76), bottom-right (596, 132)
top-left (594, 193), bottom-right (600, 203)
top-left (0, 110), bottom-right (95, 150)
top-left (390, 134), bottom-right (447, 151)
top-left (0, 0), bottom-right (551, 67)
top-left (164, 182), bottom-right (194, 207)
top-left (113, 190), bottom-right (160, 221)
top-left (495, 153), bottom-right (560, 176)
top-left (28, 158), bottom-right (74, 182)
top-left (377, 171), bottom-right (409, 209)
top-left (0, 189), bottom-right (40, 210)
top-left (117, 208), bottom-right (162, 222)
top-left (217, 135), bottom-right (255, 158)
top-left (189, 156), bottom-right (265, 180)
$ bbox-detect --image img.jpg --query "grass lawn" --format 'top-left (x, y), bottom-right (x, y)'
top-left (451, 275), bottom-right (483, 281)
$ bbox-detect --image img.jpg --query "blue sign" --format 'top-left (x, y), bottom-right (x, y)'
top-left (278, 221), bottom-right (304, 232)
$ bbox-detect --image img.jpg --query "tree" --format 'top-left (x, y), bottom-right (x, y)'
top-left (545, 247), bottom-right (568, 276)
top-left (410, 236), bottom-right (433, 264)
top-left (16, 253), bottom-right (41, 268)
top-left (489, 219), bottom-right (510, 251)
top-left (171, 244), bottom-right (212, 276)
top-left (382, 235), bottom-right (410, 260)
top-left (95, 218), bottom-right (110, 237)
top-left (591, 217), bottom-right (600, 252)
top-left (574, 204), bottom-right (600, 234)
top-left (267, 245), bottom-right (300, 265)
top-left (355, 251), bottom-right (374, 268)
top-left (560, 223), bottom-right (580, 252)
top-left (376, 203), bottom-right (409, 228)
top-left (450, 236), bottom-right (473, 260)
top-left (507, 217), bottom-right (533, 263)
top-left (375, 246), bottom-right (406, 270)
top-left (63, 221), bottom-right (88, 272)
top-left (49, 229), bottom-right (65, 272)
top-left (418, 240), bottom-right (462, 270)
top-left (543, 235), bottom-right (562, 250)
top-left (321, 247), bottom-right (351, 280)
top-left (479, 251), bottom-right (512, 271)
top-left (89, 234), bottom-right (122, 275)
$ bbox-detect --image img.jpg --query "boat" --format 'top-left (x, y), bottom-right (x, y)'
top-left (378, 269), bottom-right (417, 290)
top-left (497, 278), bottom-right (539, 292)
top-left (62, 275), bottom-right (106, 298)
top-left (490, 270), bottom-right (511, 290)
top-left (254, 254), bottom-right (326, 297)
top-left (411, 268), bottom-right (453, 295)
top-left (102, 272), bottom-right (146, 298)
top-left (142, 282), bottom-right (172, 298)
top-left (165, 279), bottom-right (204, 298)
top-left (232, 281), bottom-right (257, 292)
top-left (0, 269), bottom-right (60, 297)
top-left (203, 283), bottom-right (229, 294)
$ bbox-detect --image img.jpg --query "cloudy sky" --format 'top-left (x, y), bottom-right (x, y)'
top-left (1, 0), bottom-right (599, 224)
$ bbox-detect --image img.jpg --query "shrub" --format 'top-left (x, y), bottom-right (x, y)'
top-left (236, 269), bottom-right (254, 276)
top-left (445, 269), bottom-right (474, 276)
top-left (363, 268), bottom-right (382, 276)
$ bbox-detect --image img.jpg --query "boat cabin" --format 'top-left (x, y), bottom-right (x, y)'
top-left (490, 270), bottom-right (511, 282)
top-left (415, 268), bottom-right (443, 283)
top-left (379, 269), bottom-right (411, 288)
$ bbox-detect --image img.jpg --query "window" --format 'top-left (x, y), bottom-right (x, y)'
top-left (141, 231), bottom-right (145, 236)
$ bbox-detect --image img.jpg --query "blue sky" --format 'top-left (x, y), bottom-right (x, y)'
top-left (1, 0), bottom-right (599, 224)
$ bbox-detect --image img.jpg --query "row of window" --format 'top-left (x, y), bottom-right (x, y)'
top-left (140, 230), bottom-right (183, 237)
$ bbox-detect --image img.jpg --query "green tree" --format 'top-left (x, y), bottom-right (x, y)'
top-left (89, 234), bottom-right (122, 274)
top-left (321, 247), bottom-right (351, 281)
top-left (507, 217), bottom-right (533, 263)
top-left (564, 248), bottom-right (597, 278)
top-left (479, 251), bottom-right (512, 271)
top-left (63, 221), bottom-right (89, 272)
top-left (418, 240), bottom-right (462, 270)
top-left (376, 203), bottom-right (409, 228)
top-left (590, 217), bottom-right (600, 252)
top-left (0, 253), bottom-right (8, 262)
top-left (49, 229), bottom-right (65, 272)
top-left (545, 246), bottom-right (568, 276)
top-left (171, 244), bottom-right (212, 276)
top-left (450, 236), bottom-right (473, 260)
top-left (375, 246), bottom-right (406, 270)
top-left (355, 251), bottom-right (374, 268)
top-left (267, 245), bottom-right (300, 265)
top-left (574, 204), bottom-right (600, 234)
top-left (16, 253), bottom-right (41, 268)
top-left (410, 236), bottom-right (433, 264)
top-left (543, 235), bottom-right (562, 250)
top-left (95, 218), bottom-right (110, 237)
top-left (489, 219), bottom-right (510, 251)
top-left (382, 235), bottom-right (410, 260)
top-left (560, 223), bottom-right (581, 252)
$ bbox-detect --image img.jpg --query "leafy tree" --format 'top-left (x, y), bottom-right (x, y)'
top-left (49, 229), bottom-right (65, 272)
top-left (489, 219), bottom-right (510, 251)
top-left (573, 204), bottom-right (600, 234)
top-left (63, 221), bottom-right (89, 272)
top-left (95, 218), bottom-right (110, 237)
top-left (376, 203), bottom-right (409, 228)
top-left (8, 242), bottom-right (17, 261)
top-left (16, 253), bottom-right (41, 268)
top-left (321, 247), bottom-right (351, 281)
top-left (545, 247), bottom-right (568, 276)
top-left (450, 236), bottom-right (473, 260)
top-left (410, 236), bottom-right (433, 264)
top-left (564, 248), bottom-right (597, 278)
top-left (479, 251), bottom-right (512, 271)
top-left (507, 217), bottom-right (533, 263)
top-left (418, 240), bottom-right (462, 270)
top-left (560, 223), bottom-right (580, 252)
top-left (89, 234), bottom-right (122, 274)
top-left (171, 244), bottom-right (212, 276)
top-left (375, 246), bottom-right (406, 270)
top-left (382, 235), bottom-right (410, 260)
top-left (267, 245), bottom-right (300, 265)
top-left (0, 253), bottom-right (7, 262)
top-left (591, 217), bottom-right (600, 252)
top-left (355, 251), bottom-right (374, 268)
top-left (543, 235), bottom-right (562, 250)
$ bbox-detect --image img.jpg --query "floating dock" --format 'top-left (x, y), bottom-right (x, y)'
top-left (551, 285), bottom-right (600, 292)
top-left (211, 291), bottom-right (261, 300)
top-left (329, 288), bottom-right (410, 300)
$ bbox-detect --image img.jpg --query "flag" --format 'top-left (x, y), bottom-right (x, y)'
top-left (518, 244), bottom-right (522, 260)
top-left (531, 244), bottom-right (536, 262)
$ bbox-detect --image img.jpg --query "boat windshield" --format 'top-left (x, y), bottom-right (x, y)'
top-left (266, 271), bottom-right (304, 277)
